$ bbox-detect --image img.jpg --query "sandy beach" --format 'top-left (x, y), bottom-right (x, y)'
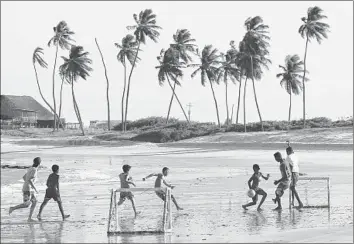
top-left (1, 130), bottom-right (353, 243)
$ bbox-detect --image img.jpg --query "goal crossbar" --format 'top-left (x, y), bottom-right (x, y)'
top-left (114, 187), bottom-right (167, 193)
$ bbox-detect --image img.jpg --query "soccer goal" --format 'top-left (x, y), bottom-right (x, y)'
top-left (107, 187), bottom-right (172, 235)
top-left (289, 176), bottom-right (330, 209)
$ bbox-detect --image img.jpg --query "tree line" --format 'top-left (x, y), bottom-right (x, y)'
top-left (32, 6), bottom-right (330, 135)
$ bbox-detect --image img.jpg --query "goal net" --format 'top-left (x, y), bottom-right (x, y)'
top-left (107, 187), bottom-right (172, 235)
top-left (289, 176), bottom-right (330, 209)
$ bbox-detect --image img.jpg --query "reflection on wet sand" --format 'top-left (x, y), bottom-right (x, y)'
top-left (40, 222), bottom-right (64, 243)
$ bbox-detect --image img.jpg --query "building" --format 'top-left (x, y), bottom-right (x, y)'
top-left (89, 120), bottom-right (121, 130)
top-left (0, 95), bottom-right (65, 128)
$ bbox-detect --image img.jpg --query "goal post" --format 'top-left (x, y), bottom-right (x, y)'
top-left (289, 176), bottom-right (330, 209)
top-left (107, 187), bottom-right (172, 235)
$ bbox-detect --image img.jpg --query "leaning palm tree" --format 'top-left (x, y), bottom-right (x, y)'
top-left (156, 48), bottom-right (190, 123)
top-left (115, 34), bottom-right (140, 131)
top-left (32, 47), bottom-right (62, 128)
top-left (59, 46), bottom-right (93, 136)
top-left (276, 54), bottom-right (308, 127)
top-left (125, 9), bottom-right (162, 131)
top-left (217, 48), bottom-right (240, 125)
top-left (48, 21), bottom-right (75, 130)
top-left (58, 68), bottom-right (65, 129)
top-left (299, 6), bottom-right (330, 128)
top-left (189, 45), bottom-right (221, 127)
top-left (166, 29), bottom-right (197, 123)
top-left (95, 38), bottom-right (111, 131)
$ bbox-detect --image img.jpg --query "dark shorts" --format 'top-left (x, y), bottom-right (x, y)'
top-left (251, 187), bottom-right (266, 203)
top-left (44, 188), bottom-right (61, 202)
top-left (291, 172), bottom-right (299, 187)
top-left (23, 191), bottom-right (36, 202)
top-left (276, 181), bottom-right (290, 197)
top-left (155, 190), bottom-right (174, 201)
top-left (120, 192), bottom-right (134, 201)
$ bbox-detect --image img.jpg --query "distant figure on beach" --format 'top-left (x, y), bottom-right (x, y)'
top-left (143, 167), bottom-right (183, 210)
top-left (272, 152), bottom-right (291, 210)
top-left (117, 164), bottom-right (139, 217)
top-left (9, 157), bottom-right (41, 222)
top-left (37, 164), bottom-right (70, 221)
top-left (286, 145), bottom-right (304, 208)
top-left (242, 164), bottom-right (270, 211)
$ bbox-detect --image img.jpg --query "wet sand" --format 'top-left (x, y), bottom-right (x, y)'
top-left (1, 140), bottom-right (353, 243)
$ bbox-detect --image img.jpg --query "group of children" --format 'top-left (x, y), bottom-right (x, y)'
top-left (242, 145), bottom-right (303, 211)
top-left (9, 144), bottom-right (302, 222)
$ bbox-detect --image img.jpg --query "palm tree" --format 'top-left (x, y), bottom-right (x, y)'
top-left (299, 6), bottom-right (330, 128)
top-left (32, 47), bottom-right (62, 128)
top-left (48, 21), bottom-right (75, 131)
top-left (156, 48), bottom-right (190, 123)
top-left (58, 68), bottom-right (65, 129)
top-left (217, 48), bottom-right (240, 126)
top-left (166, 29), bottom-right (197, 123)
top-left (115, 34), bottom-right (140, 131)
top-left (59, 46), bottom-right (93, 136)
top-left (95, 38), bottom-right (111, 131)
top-left (190, 45), bottom-right (221, 127)
top-left (125, 9), bottom-right (162, 131)
top-left (241, 16), bottom-right (271, 131)
top-left (276, 55), bottom-right (308, 127)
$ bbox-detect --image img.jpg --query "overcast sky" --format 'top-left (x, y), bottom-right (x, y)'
top-left (1, 1), bottom-right (353, 126)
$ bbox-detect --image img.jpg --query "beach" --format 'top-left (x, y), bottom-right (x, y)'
top-left (1, 129), bottom-right (353, 243)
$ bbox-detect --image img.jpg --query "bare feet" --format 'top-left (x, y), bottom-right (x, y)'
top-left (134, 211), bottom-right (141, 217)
top-left (273, 207), bottom-right (282, 211)
top-left (242, 205), bottom-right (248, 210)
top-left (177, 207), bottom-right (183, 211)
top-left (298, 203), bottom-right (304, 209)
top-left (37, 215), bottom-right (42, 221)
top-left (27, 218), bottom-right (36, 222)
top-left (257, 207), bottom-right (263, 212)
top-left (9, 207), bottom-right (14, 215)
top-left (62, 214), bottom-right (70, 220)
top-left (272, 198), bottom-right (277, 204)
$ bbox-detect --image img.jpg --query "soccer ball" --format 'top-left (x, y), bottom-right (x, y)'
top-left (247, 189), bottom-right (256, 198)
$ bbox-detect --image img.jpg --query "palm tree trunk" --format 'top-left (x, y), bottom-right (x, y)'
top-left (225, 81), bottom-right (229, 126)
top-left (33, 62), bottom-right (62, 129)
top-left (58, 76), bottom-right (65, 130)
top-left (166, 82), bottom-right (176, 124)
top-left (166, 75), bottom-right (189, 123)
top-left (124, 41), bottom-right (141, 131)
top-left (230, 104), bottom-right (234, 124)
top-left (250, 56), bottom-right (264, 131)
top-left (236, 77), bottom-right (242, 125)
top-left (121, 62), bottom-right (127, 132)
top-left (52, 44), bottom-right (59, 131)
top-left (71, 81), bottom-right (85, 136)
top-left (95, 38), bottom-right (111, 131)
top-left (288, 91), bottom-right (292, 130)
top-left (243, 78), bottom-right (248, 132)
top-left (209, 80), bottom-right (221, 128)
top-left (302, 35), bottom-right (309, 128)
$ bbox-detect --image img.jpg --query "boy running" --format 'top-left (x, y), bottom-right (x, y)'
top-left (242, 164), bottom-right (270, 211)
top-left (143, 167), bottom-right (183, 210)
top-left (117, 164), bottom-right (139, 217)
top-left (9, 157), bottom-right (41, 222)
top-left (272, 152), bottom-right (292, 210)
top-left (286, 146), bottom-right (303, 208)
top-left (37, 164), bottom-right (70, 221)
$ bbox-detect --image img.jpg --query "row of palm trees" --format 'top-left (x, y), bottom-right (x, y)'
top-left (31, 6), bottom-right (329, 136)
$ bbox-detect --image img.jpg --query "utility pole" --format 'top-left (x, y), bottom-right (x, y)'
top-left (187, 103), bottom-right (192, 121)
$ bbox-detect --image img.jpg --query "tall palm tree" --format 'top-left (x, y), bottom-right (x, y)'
top-left (95, 38), bottom-right (111, 131)
top-left (299, 6), bottom-right (330, 128)
top-left (59, 46), bottom-right (93, 136)
top-left (125, 9), bottom-right (162, 131)
top-left (48, 21), bottom-right (75, 131)
top-left (32, 47), bottom-right (62, 128)
top-left (115, 34), bottom-right (140, 131)
top-left (156, 48), bottom-right (190, 123)
top-left (58, 68), bottom-right (65, 129)
top-left (166, 29), bottom-right (197, 123)
top-left (190, 45), bottom-right (221, 127)
top-left (276, 55), bottom-right (308, 127)
top-left (217, 48), bottom-right (240, 125)
top-left (241, 16), bottom-right (271, 131)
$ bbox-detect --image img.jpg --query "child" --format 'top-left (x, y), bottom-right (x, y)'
top-left (37, 164), bottom-right (70, 221)
top-left (143, 167), bottom-right (183, 210)
top-left (272, 152), bottom-right (291, 210)
top-left (9, 157), bottom-right (41, 222)
top-left (286, 145), bottom-right (303, 208)
top-left (242, 164), bottom-right (270, 211)
top-left (117, 164), bottom-right (139, 217)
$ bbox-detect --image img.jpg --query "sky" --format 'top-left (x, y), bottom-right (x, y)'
top-left (1, 1), bottom-right (353, 126)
